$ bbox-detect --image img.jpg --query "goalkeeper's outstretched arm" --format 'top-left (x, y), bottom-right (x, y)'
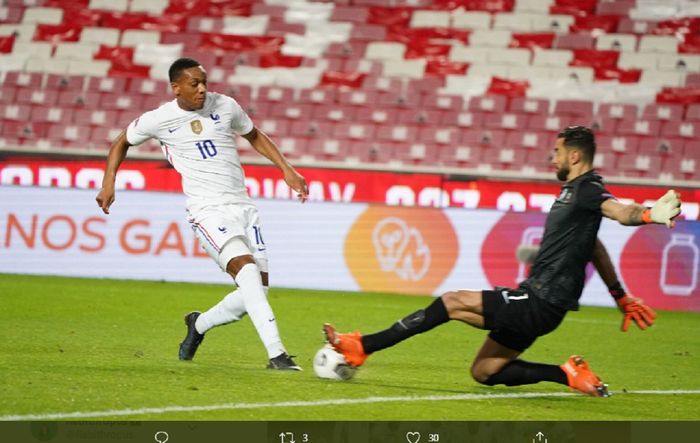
top-left (601, 190), bottom-right (681, 228)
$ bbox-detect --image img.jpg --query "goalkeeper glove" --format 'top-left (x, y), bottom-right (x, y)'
top-left (615, 294), bottom-right (657, 332)
top-left (643, 190), bottom-right (681, 228)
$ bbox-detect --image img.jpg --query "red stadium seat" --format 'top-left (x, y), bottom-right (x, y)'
top-left (641, 103), bottom-right (685, 122)
top-left (553, 99), bottom-right (594, 120)
top-left (508, 97), bottom-right (550, 114)
top-left (597, 103), bottom-right (637, 121)
top-left (483, 112), bottom-right (528, 130)
top-left (684, 140), bottom-right (700, 159)
top-left (482, 146), bottom-right (528, 170)
top-left (617, 119), bottom-right (661, 137)
top-left (1, 103), bottom-right (31, 121)
top-left (376, 124), bottom-right (419, 142)
top-left (661, 121), bottom-right (700, 139)
top-left (437, 145), bottom-right (483, 168)
top-left (504, 130), bottom-right (553, 150)
top-left (418, 127), bottom-right (461, 145)
top-left (268, 103), bottom-right (314, 121)
top-left (637, 137), bottom-right (684, 156)
top-left (310, 104), bottom-right (356, 123)
top-left (99, 93), bottom-right (145, 111)
top-left (73, 109), bottom-right (118, 126)
top-left (57, 91), bottom-right (101, 108)
top-left (307, 138), bottom-right (351, 162)
top-left (45, 74), bottom-right (85, 91)
top-left (596, 134), bottom-right (640, 154)
top-left (468, 95), bottom-right (508, 113)
top-left (333, 122), bottom-right (377, 141)
top-left (396, 109), bottom-right (443, 126)
top-left (0, 86), bottom-right (17, 104)
top-left (527, 115), bottom-right (575, 132)
top-left (355, 108), bottom-right (398, 125)
top-left (393, 143), bottom-right (439, 166)
top-left (298, 88), bottom-right (337, 105)
top-left (421, 93), bottom-right (463, 112)
top-left (29, 105), bottom-right (73, 124)
top-left (618, 153), bottom-right (662, 178)
top-left (440, 111), bottom-right (485, 128)
top-left (257, 119), bottom-right (291, 138)
top-left (347, 141), bottom-right (395, 164)
top-left (4, 72), bottom-right (42, 89)
top-left (16, 88), bottom-right (58, 106)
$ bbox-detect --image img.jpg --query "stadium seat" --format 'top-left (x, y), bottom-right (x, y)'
top-left (617, 119), bottom-right (661, 136)
top-left (617, 152), bottom-right (662, 178)
top-left (393, 143), bottom-right (439, 165)
top-left (637, 137), bottom-right (684, 156)
top-left (661, 121), bottom-right (700, 139)
top-left (437, 144), bottom-right (483, 168)
top-left (452, 11), bottom-right (491, 30)
top-left (468, 95), bottom-right (508, 113)
top-left (307, 138), bottom-right (350, 162)
top-left (0, 86), bottom-right (17, 104)
top-left (597, 103), bottom-right (638, 121)
top-left (596, 134), bottom-right (640, 154)
top-left (641, 103), bottom-right (684, 121)
top-left (74, 109), bottom-right (118, 126)
top-left (554, 33), bottom-right (595, 50)
top-left (346, 141), bottom-right (395, 165)
top-left (376, 124), bottom-right (418, 142)
top-left (29, 105), bottom-right (73, 124)
top-left (639, 35), bottom-right (679, 53)
top-left (1, 103), bottom-right (30, 121)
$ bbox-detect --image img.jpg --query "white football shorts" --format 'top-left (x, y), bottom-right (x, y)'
top-left (188, 203), bottom-right (269, 272)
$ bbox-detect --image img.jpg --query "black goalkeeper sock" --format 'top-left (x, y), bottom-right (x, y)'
top-left (361, 297), bottom-right (450, 354)
top-left (483, 360), bottom-right (568, 387)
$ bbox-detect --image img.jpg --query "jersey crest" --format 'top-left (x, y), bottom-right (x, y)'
top-left (191, 120), bottom-right (203, 134)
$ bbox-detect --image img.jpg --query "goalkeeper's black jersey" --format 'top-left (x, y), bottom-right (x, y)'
top-left (520, 170), bottom-right (614, 311)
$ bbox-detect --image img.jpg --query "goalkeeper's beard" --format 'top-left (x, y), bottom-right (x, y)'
top-left (556, 164), bottom-right (570, 181)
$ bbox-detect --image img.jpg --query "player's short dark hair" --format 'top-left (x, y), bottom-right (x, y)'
top-left (169, 58), bottom-right (201, 82)
top-left (557, 126), bottom-right (596, 163)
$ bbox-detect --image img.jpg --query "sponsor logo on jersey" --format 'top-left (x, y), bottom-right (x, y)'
top-left (210, 113), bottom-right (221, 123)
top-left (191, 120), bottom-right (203, 134)
top-left (558, 188), bottom-right (572, 203)
top-left (168, 127), bottom-right (180, 133)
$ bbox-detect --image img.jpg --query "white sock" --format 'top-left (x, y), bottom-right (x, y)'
top-left (236, 263), bottom-right (286, 359)
top-left (195, 289), bottom-right (247, 334)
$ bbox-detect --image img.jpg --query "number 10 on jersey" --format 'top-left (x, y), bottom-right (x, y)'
top-left (196, 140), bottom-right (218, 159)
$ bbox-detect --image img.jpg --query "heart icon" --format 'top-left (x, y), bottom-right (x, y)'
top-left (406, 432), bottom-right (421, 443)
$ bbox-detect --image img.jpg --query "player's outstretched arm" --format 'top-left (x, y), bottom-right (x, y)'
top-left (243, 126), bottom-right (308, 202)
top-left (591, 238), bottom-right (656, 331)
top-left (601, 190), bottom-right (681, 227)
top-left (96, 130), bottom-right (131, 214)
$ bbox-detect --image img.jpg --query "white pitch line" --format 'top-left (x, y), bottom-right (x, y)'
top-left (2, 390), bottom-right (700, 421)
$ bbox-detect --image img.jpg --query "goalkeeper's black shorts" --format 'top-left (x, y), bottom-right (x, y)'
top-left (482, 288), bottom-right (567, 352)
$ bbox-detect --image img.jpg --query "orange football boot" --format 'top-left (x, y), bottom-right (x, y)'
top-left (560, 355), bottom-right (610, 397)
top-left (323, 323), bottom-right (369, 367)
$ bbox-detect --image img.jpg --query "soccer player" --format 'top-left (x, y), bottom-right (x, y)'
top-left (324, 126), bottom-right (681, 396)
top-left (96, 58), bottom-right (308, 370)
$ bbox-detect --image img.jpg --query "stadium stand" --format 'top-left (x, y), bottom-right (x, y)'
top-left (1, 0), bottom-right (700, 185)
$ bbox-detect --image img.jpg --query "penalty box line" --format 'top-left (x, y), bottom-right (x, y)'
top-left (2, 389), bottom-right (700, 421)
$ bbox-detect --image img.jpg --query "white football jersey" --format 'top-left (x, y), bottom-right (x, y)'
top-left (126, 92), bottom-right (254, 212)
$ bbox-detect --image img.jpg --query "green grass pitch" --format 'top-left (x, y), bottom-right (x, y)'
top-left (1, 273), bottom-right (699, 420)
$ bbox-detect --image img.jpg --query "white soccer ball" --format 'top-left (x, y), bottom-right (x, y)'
top-left (313, 345), bottom-right (357, 381)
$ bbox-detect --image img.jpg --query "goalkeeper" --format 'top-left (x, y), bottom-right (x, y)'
top-left (324, 126), bottom-right (681, 397)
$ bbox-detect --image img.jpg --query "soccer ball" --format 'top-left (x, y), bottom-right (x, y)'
top-left (313, 345), bottom-right (357, 381)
